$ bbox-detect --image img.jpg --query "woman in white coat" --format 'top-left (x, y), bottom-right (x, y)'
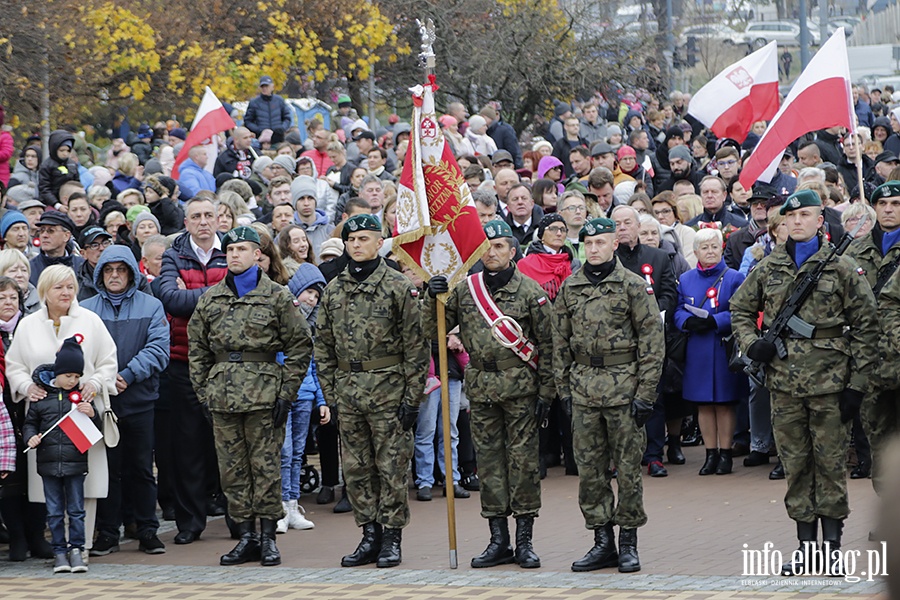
top-left (5, 265), bottom-right (118, 553)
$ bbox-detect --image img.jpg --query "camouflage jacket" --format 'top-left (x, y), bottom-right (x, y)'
top-left (846, 232), bottom-right (900, 389)
top-left (429, 269), bottom-right (555, 401)
top-left (188, 271), bottom-right (312, 413)
top-left (730, 236), bottom-right (879, 397)
top-left (552, 259), bottom-right (664, 408)
top-left (315, 259), bottom-right (429, 409)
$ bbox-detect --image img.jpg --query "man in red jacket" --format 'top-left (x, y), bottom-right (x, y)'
top-left (157, 197), bottom-right (228, 544)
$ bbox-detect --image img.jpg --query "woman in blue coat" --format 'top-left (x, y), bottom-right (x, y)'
top-left (674, 227), bottom-right (749, 476)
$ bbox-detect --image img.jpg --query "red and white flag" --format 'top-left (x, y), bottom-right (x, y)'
top-left (740, 29), bottom-right (854, 188)
top-left (393, 80), bottom-right (488, 287)
top-left (171, 87), bottom-right (236, 179)
top-left (688, 41), bottom-right (780, 143)
top-left (58, 408), bottom-right (102, 454)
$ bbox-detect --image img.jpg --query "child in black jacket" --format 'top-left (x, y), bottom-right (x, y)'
top-left (23, 335), bottom-right (99, 573)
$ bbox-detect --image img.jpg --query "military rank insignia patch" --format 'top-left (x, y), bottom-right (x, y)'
top-left (857, 267), bottom-right (866, 276)
top-left (537, 296), bottom-right (547, 306)
top-left (410, 288), bottom-right (419, 297)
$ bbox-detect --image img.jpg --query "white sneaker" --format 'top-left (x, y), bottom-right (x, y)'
top-left (276, 501), bottom-right (289, 534)
top-left (287, 500), bottom-right (315, 530)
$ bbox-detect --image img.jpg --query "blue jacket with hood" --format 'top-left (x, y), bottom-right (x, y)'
top-left (81, 245), bottom-right (170, 418)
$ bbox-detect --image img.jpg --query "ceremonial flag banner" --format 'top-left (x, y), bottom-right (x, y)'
top-left (171, 87), bottom-right (236, 179)
top-left (687, 41), bottom-right (780, 142)
top-left (393, 81), bottom-right (488, 287)
top-left (739, 29), bottom-right (854, 188)
top-left (58, 408), bottom-right (102, 454)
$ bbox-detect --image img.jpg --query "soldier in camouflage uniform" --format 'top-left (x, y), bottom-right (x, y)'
top-left (315, 213), bottom-right (429, 569)
top-left (426, 219), bottom-right (555, 569)
top-left (188, 226), bottom-right (312, 567)
top-left (730, 189), bottom-right (879, 576)
top-left (845, 181), bottom-right (900, 498)
top-left (553, 217), bottom-right (664, 574)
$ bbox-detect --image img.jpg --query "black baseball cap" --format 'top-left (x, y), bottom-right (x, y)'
top-left (79, 226), bottom-right (112, 247)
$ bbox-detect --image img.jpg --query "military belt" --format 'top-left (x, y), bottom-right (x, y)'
top-left (469, 356), bottom-right (523, 372)
top-left (784, 325), bottom-right (844, 340)
top-left (574, 351), bottom-right (637, 368)
top-left (215, 352), bottom-right (278, 363)
top-left (336, 355), bottom-right (403, 372)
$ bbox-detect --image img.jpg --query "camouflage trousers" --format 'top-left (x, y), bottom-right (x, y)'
top-left (572, 403), bottom-right (647, 529)
top-left (212, 409), bottom-right (284, 522)
top-left (861, 388), bottom-right (900, 494)
top-left (771, 392), bottom-right (850, 522)
top-left (338, 402), bottom-right (413, 529)
top-left (470, 395), bottom-right (540, 519)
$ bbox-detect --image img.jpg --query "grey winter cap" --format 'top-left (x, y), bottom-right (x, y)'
top-left (272, 155), bottom-right (296, 175)
top-left (668, 145), bottom-right (693, 163)
top-left (290, 176), bottom-right (318, 205)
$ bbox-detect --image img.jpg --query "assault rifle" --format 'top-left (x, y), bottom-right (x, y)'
top-left (744, 216), bottom-right (866, 387)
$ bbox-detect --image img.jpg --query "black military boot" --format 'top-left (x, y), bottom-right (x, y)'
top-left (376, 528), bottom-right (402, 568)
top-left (666, 435), bottom-right (686, 465)
top-left (259, 518), bottom-right (281, 566)
top-left (820, 517), bottom-right (845, 577)
top-left (782, 520), bottom-right (818, 576)
top-left (341, 522), bottom-right (382, 567)
top-left (471, 517), bottom-right (515, 568)
top-left (699, 449), bottom-right (720, 476)
top-left (220, 521), bottom-right (261, 566)
top-left (571, 522), bottom-right (618, 571)
top-left (715, 449), bottom-right (734, 474)
top-left (514, 516), bottom-right (541, 568)
top-left (618, 528), bottom-right (641, 572)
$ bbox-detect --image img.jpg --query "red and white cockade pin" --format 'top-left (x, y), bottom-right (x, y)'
top-left (641, 263), bottom-right (654, 286)
top-left (707, 286), bottom-right (718, 309)
top-left (73, 333), bottom-right (84, 344)
top-left (33, 237), bottom-right (40, 248)
top-left (68, 390), bottom-right (83, 404)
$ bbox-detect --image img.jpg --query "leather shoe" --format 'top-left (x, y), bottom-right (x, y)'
top-left (174, 531), bottom-right (200, 545)
top-left (416, 487), bottom-right (432, 501)
top-left (743, 451), bottom-right (770, 467)
top-left (316, 485), bottom-right (335, 504)
top-left (769, 461), bottom-right (785, 480)
top-left (647, 461), bottom-right (668, 477)
top-left (444, 484), bottom-right (470, 499)
top-left (850, 460), bottom-right (871, 479)
top-left (731, 442), bottom-right (750, 457)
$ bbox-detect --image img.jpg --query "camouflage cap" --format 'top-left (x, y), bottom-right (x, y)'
top-left (779, 188), bottom-right (822, 215)
top-left (579, 217), bottom-right (616, 241)
top-left (483, 219), bottom-right (513, 240)
top-left (222, 225), bottom-right (261, 250)
top-left (341, 213), bottom-right (381, 241)
top-left (871, 180), bottom-right (900, 203)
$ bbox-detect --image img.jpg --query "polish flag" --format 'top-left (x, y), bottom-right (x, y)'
top-left (58, 408), bottom-right (102, 454)
top-left (739, 29), bottom-right (854, 188)
top-left (171, 87), bottom-right (236, 179)
top-left (688, 42), bottom-right (780, 143)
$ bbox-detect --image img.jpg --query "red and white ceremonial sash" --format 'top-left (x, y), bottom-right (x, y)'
top-left (466, 272), bottom-right (538, 370)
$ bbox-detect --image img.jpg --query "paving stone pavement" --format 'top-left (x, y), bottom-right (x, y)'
top-left (0, 446), bottom-right (888, 598)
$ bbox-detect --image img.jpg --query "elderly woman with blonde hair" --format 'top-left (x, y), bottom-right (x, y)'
top-left (5, 265), bottom-right (118, 553)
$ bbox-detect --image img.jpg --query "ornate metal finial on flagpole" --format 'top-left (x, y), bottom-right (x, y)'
top-left (417, 18), bottom-right (436, 76)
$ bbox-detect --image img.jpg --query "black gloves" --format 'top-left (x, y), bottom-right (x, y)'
top-left (272, 398), bottom-right (292, 428)
top-left (427, 276), bottom-right (449, 298)
top-left (746, 338), bottom-right (777, 363)
top-left (560, 396), bottom-right (573, 418)
top-left (201, 404), bottom-right (213, 427)
top-left (535, 398), bottom-right (552, 428)
top-left (839, 389), bottom-right (865, 424)
top-left (397, 403), bottom-right (418, 431)
top-left (683, 316), bottom-right (717, 333)
top-left (631, 398), bottom-right (655, 427)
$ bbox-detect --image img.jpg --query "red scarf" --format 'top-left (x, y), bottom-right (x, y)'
top-left (517, 252), bottom-right (571, 300)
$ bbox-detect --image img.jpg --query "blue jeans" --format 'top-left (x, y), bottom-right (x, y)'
top-left (281, 400), bottom-right (313, 501)
top-left (414, 380), bottom-right (461, 488)
top-left (43, 474), bottom-right (86, 554)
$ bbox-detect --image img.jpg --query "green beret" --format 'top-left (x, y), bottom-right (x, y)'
top-left (341, 213), bottom-right (382, 241)
top-left (779, 188), bottom-right (822, 215)
top-left (871, 181), bottom-right (900, 203)
top-left (579, 217), bottom-right (616, 241)
top-left (483, 219), bottom-right (513, 240)
top-left (222, 225), bottom-right (260, 250)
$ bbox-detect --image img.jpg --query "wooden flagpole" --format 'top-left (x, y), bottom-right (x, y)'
top-left (417, 17), bottom-right (458, 569)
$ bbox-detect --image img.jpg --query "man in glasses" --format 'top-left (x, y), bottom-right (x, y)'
top-left (559, 191), bottom-right (588, 265)
top-left (76, 226), bottom-right (152, 301)
top-left (29, 211), bottom-right (84, 286)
